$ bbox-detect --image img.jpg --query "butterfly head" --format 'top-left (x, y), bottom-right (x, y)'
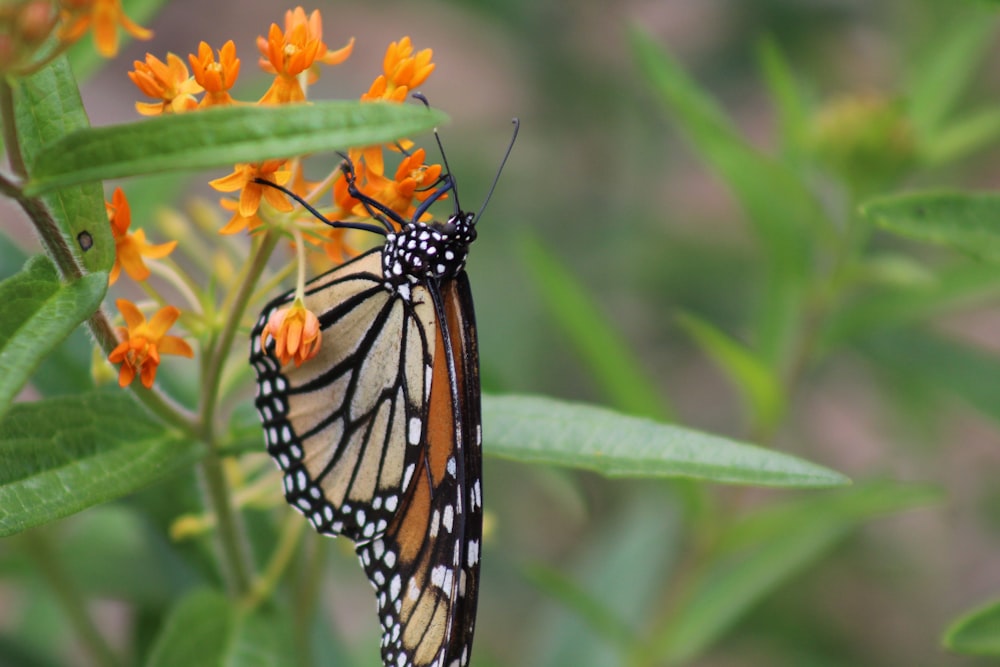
top-left (382, 211), bottom-right (476, 286)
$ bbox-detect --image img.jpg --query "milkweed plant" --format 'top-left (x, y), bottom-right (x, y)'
top-left (0, 1), bottom-right (996, 666)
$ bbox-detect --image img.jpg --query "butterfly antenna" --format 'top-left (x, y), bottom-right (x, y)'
top-left (412, 92), bottom-right (463, 214)
top-left (475, 117), bottom-right (519, 223)
top-left (252, 178), bottom-right (388, 236)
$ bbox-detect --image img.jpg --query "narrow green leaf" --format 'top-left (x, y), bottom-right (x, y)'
top-left (860, 330), bottom-right (1000, 426)
top-left (864, 191), bottom-right (1000, 262)
top-left (944, 598), bottom-right (1000, 656)
top-left (146, 589), bottom-right (294, 667)
top-left (906, 13), bottom-right (996, 141)
top-left (653, 482), bottom-right (940, 664)
top-left (756, 36), bottom-right (808, 154)
top-left (483, 394), bottom-right (850, 488)
top-left (0, 392), bottom-right (203, 536)
top-left (525, 564), bottom-right (637, 652)
top-left (531, 492), bottom-right (681, 667)
top-left (675, 312), bottom-right (785, 434)
top-left (822, 261), bottom-right (1000, 349)
top-left (630, 26), bottom-right (829, 366)
top-left (14, 57), bottom-right (114, 273)
top-left (0, 256), bottom-right (107, 419)
top-left (24, 102), bottom-right (447, 195)
top-left (922, 108), bottom-right (1000, 165)
top-left (520, 233), bottom-right (672, 420)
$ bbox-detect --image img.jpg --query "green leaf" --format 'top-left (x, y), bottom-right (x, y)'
top-left (0, 256), bottom-right (107, 419)
top-left (13, 57), bottom-right (114, 274)
top-left (24, 102), bottom-right (448, 196)
top-left (822, 261), bottom-right (1000, 349)
top-left (944, 598), bottom-right (1000, 656)
top-left (146, 589), bottom-right (294, 667)
top-left (922, 108), bottom-right (1000, 165)
top-left (674, 312), bottom-right (785, 434)
top-left (906, 12), bottom-right (997, 142)
top-left (530, 492), bottom-right (679, 667)
top-left (756, 36), bottom-right (808, 155)
top-left (483, 394), bottom-right (849, 488)
top-left (864, 191), bottom-right (1000, 262)
top-left (0, 392), bottom-right (203, 536)
top-left (859, 330), bottom-right (1000, 426)
top-left (652, 482), bottom-right (941, 664)
top-left (520, 233), bottom-right (672, 420)
top-left (630, 26), bottom-right (829, 366)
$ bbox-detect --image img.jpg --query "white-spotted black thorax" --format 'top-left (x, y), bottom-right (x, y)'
top-left (382, 211), bottom-right (477, 291)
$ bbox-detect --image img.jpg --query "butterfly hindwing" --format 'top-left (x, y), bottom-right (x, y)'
top-left (356, 273), bottom-right (482, 667)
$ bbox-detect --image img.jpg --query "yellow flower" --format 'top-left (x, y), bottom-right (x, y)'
top-left (256, 7), bottom-right (353, 104)
top-left (128, 52), bottom-right (203, 116)
top-left (108, 299), bottom-right (193, 389)
top-left (189, 40), bottom-right (240, 108)
top-left (260, 299), bottom-right (321, 367)
top-left (107, 187), bottom-right (176, 285)
top-left (208, 160), bottom-right (294, 219)
top-left (59, 0), bottom-right (152, 58)
top-left (361, 36), bottom-right (434, 103)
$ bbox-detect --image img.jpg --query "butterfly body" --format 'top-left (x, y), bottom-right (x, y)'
top-left (251, 206), bottom-right (482, 667)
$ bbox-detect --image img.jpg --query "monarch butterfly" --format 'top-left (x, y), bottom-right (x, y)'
top-left (250, 116), bottom-right (517, 667)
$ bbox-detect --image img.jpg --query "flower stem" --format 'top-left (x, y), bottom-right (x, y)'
top-left (194, 228), bottom-right (279, 598)
top-left (199, 453), bottom-right (254, 596)
top-left (22, 530), bottom-right (122, 667)
top-left (244, 512), bottom-right (306, 609)
top-left (199, 228), bottom-right (279, 437)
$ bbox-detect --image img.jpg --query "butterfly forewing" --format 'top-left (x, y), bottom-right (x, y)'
top-left (356, 274), bottom-right (481, 667)
top-left (251, 250), bottom-right (436, 543)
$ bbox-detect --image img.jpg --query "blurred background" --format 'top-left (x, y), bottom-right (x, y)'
top-left (6, 0), bottom-right (1000, 665)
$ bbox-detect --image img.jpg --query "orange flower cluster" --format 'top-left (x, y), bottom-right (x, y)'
top-left (108, 299), bottom-right (193, 389)
top-left (107, 6), bottom-right (447, 386)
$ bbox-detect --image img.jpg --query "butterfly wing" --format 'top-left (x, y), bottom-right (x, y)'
top-left (251, 249), bottom-right (436, 543)
top-left (356, 272), bottom-right (482, 667)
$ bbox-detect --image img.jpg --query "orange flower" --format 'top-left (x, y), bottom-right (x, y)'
top-left (260, 299), bottom-right (321, 367)
top-left (217, 198), bottom-right (263, 236)
top-left (128, 52), bottom-right (203, 115)
top-left (256, 7), bottom-right (353, 104)
top-left (321, 226), bottom-right (361, 264)
top-left (59, 0), bottom-right (152, 58)
top-left (209, 160), bottom-right (294, 219)
top-left (360, 148), bottom-right (443, 220)
top-left (107, 188), bottom-right (176, 285)
top-left (189, 40), bottom-right (240, 108)
top-left (108, 299), bottom-right (193, 389)
top-left (361, 36), bottom-right (434, 103)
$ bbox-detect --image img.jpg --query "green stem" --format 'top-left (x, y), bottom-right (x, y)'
top-left (1, 77), bottom-right (25, 176)
top-left (22, 531), bottom-right (122, 667)
top-left (194, 229), bottom-right (280, 598)
top-left (199, 454), bottom-right (254, 596)
top-left (198, 228), bottom-right (280, 439)
top-left (244, 513), bottom-right (306, 609)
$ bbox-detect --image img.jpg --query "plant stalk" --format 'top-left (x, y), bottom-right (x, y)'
top-left (22, 531), bottom-right (122, 667)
